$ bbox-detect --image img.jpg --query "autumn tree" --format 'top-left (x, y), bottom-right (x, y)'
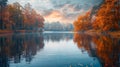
top-left (12, 2), bottom-right (24, 30)
top-left (34, 14), bottom-right (44, 31)
top-left (23, 3), bottom-right (33, 29)
top-left (73, 11), bottom-right (91, 31)
top-left (2, 6), bottom-right (12, 30)
top-left (0, 0), bottom-right (8, 30)
top-left (92, 0), bottom-right (120, 31)
top-left (0, 2), bottom-right (44, 31)
top-left (23, 3), bottom-right (44, 30)
top-left (74, 0), bottom-right (120, 32)
top-left (0, 2), bottom-right (24, 30)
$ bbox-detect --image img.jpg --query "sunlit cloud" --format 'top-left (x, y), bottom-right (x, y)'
top-left (8, 0), bottom-right (102, 23)
top-left (44, 9), bottom-right (85, 23)
top-left (44, 10), bottom-right (63, 22)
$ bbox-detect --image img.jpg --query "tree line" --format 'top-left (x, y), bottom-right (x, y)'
top-left (74, 0), bottom-right (120, 32)
top-left (0, 1), bottom-right (44, 31)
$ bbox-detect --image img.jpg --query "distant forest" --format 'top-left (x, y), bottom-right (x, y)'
top-left (44, 22), bottom-right (73, 31)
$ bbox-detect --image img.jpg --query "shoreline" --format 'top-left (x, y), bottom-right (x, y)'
top-left (109, 31), bottom-right (120, 38)
top-left (0, 30), bottom-right (120, 38)
top-left (0, 30), bottom-right (13, 34)
top-left (85, 30), bottom-right (120, 38)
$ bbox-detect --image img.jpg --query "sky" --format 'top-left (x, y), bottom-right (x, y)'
top-left (8, 0), bottom-right (102, 23)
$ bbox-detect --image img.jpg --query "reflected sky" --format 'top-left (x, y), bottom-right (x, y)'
top-left (0, 32), bottom-right (120, 67)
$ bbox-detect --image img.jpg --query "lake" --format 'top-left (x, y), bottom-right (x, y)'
top-left (0, 32), bottom-right (120, 67)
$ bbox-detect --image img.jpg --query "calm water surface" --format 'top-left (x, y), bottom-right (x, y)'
top-left (0, 32), bottom-right (120, 67)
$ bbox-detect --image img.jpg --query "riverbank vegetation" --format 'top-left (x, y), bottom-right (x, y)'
top-left (0, 1), bottom-right (44, 32)
top-left (74, 0), bottom-right (120, 34)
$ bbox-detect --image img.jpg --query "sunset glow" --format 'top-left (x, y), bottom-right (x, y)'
top-left (8, 0), bottom-right (102, 23)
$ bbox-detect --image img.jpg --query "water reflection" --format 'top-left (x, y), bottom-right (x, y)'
top-left (44, 33), bottom-right (73, 42)
top-left (74, 33), bottom-right (120, 67)
top-left (0, 33), bottom-right (44, 67)
top-left (0, 32), bottom-right (120, 67)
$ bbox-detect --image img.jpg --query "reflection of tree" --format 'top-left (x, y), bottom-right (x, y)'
top-left (0, 44), bottom-right (9, 67)
top-left (93, 35), bottom-right (120, 67)
top-left (0, 33), bottom-right (44, 67)
top-left (44, 33), bottom-right (73, 42)
top-left (74, 33), bottom-right (120, 67)
top-left (23, 34), bottom-right (44, 62)
top-left (74, 33), bottom-right (92, 52)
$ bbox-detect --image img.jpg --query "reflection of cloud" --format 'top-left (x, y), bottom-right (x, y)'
top-left (8, 0), bottom-right (102, 23)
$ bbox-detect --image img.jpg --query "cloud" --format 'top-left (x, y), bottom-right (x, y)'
top-left (44, 9), bottom-right (86, 23)
top-left (8, 0), bottom-right (102, 23)
top-left (43, 3), bottom-right (87, 23)
top-left (44, 10), bottom-right (65, 23)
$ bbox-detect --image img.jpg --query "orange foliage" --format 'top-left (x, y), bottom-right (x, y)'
top-left (74, 0), bottom-right (120, 32)
top-left (73, 11), bottom-right (91, 31)
top-left (74, 33), bottom-right (120, 67)
top-left (93, 0), bottom-right (120, 31)
top-left (92, 35), bottom-right (120, 67)
top-left (0, 2), bottom-right (44, 30)
top-left (74, 33), bottom-right (92, 51)
top-left (2, 7), bottom-right (12, 30)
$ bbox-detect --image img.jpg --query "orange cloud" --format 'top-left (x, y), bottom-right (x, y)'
top-left (44, 10), bottom-right (75, 23)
